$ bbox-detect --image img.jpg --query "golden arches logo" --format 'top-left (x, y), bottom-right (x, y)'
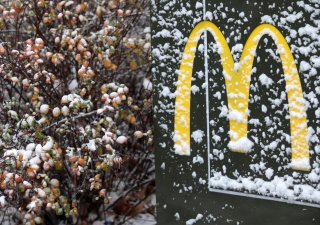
top-left (174, 21), bottom-right (310, 172)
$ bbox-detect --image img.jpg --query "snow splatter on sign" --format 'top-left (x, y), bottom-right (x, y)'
top-left (153, 0), bottom-right (320, 224)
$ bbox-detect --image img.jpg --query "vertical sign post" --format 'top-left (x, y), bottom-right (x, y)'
top-left (153, 0), bottom-right (320, 224)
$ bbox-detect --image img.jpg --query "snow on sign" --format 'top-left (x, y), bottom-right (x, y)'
top-left (174, 21), bottom-right (314, 199)
top-left (153, 0), bottom-right (320, 224)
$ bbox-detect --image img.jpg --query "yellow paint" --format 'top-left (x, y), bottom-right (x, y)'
top-left (174, 21), bottom-right (309, 171)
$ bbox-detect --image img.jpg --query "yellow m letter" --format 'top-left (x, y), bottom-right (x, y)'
top-left (174, 21), bottom-right (310, 171)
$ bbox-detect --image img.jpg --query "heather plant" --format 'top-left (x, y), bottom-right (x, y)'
top-left (0, 0), bottom-right (152, 224)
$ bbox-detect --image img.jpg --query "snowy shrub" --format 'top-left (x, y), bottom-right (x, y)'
top-left (0, 0), bottom-right (152, 224)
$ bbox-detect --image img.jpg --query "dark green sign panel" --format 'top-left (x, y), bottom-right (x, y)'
top-left (153, 0), bottom-right (320, 224)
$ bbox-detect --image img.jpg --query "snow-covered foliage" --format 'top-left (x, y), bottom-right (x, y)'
top-left (0, 0), bottom-right (152, 224)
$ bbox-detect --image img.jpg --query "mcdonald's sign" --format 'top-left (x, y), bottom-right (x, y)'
top-left (174, 21), bottom-right (309, 171)
top-left (153, 0), bottom-right (320, 224)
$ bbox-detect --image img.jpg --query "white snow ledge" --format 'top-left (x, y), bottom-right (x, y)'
top-left (228, 137), bottom-right (254, 153)
top-left (290, 158), bottom-right (311, 171)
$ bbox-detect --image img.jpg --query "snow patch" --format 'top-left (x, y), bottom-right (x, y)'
top-left (290, 158), bottom-right (310, 171)
top-left (186, 214), bottom-right (203, 225)
top-left (228, 137), bottom-right (253, 153)
top-left (191, 130), bottom-right (204, 143)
